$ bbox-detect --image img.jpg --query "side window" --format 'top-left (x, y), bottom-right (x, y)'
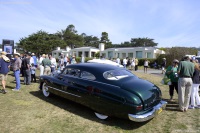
top-left (80, 71), bottom-right (96, 80)
top-left (63, 68), bottom-right (80, 77)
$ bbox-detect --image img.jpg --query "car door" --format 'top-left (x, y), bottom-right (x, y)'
top-left (59, 68), bottom-right (83, 102)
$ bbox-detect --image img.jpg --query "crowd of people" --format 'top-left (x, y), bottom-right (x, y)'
top-left (165, 56), bottom-right (200, 112)
top-left (0, 52), bottom-right (78, 93)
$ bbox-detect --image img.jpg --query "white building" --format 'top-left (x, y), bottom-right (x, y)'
top-left (100, 47), bottom-right (165, 59)
top-left (52, 46), bottom-right (71, 58)
top-left (69, 47), bottom-right (100, 58)
top-left (52, 43), bottom-right (165, 59)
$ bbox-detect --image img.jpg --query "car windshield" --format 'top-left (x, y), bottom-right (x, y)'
top-left (103, 69), bottom-right (134, 80)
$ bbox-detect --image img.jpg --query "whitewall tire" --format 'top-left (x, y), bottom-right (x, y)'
top-left (42, 82), bottom-right (51, 97)
top-left (94, 112), bottom-right (108, 120)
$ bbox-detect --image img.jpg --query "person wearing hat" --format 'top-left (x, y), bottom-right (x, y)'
top-left (31, 53), bottom-right (37, 68)
top-left (177, 56), bottom-right (194, 112)
top-left (161, 58), bottom-right (167, 74)
top-left (71, 56), bottom-right (77, 64)
top-left (165, 59), bottom-right (179, 101)
top-left (0, 51), bottom-right (11, 94)
top-left (12, 53), bottom-right (22, 91)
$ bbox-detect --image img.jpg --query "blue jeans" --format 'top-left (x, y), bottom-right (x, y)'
top-left (14, 70), bottom-right (21, 90)
top-left (23, 69), bottom-right (31, 85)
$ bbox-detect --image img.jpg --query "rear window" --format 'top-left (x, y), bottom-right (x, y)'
top-left (80, 71), bottom-right (96, 80)
top-left (103, 70), bottom-right (134, 80)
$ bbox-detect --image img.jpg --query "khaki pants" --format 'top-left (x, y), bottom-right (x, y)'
top-left (43, 66), bottom-right (51, 75)
top-left (178, 78), bottom-right (193, 110)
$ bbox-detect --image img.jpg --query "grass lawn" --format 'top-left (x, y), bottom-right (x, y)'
top-left (0, 70), bottom-right (199, 133)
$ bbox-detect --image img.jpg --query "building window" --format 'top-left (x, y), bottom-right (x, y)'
top-left (108, 51), bottom-right (113, 59)
top-left (91, 52), bottom-right (95, 57)
top-left (136, 51), bottom-right (143, 58)
top-left (128, 53), bottom-right (133, 58)
top-left (146, 52), bottom-right (151, 58)
top-left (78, 52), bottom-right (82, 57)
top-left (122, 53), bottom-right (126, 58)
top-left (85, 52), bottom-right (89, 57)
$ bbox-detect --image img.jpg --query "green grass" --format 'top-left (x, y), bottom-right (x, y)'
top-left (0, 70), bottom-right (199, 133)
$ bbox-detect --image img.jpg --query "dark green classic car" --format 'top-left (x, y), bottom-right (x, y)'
top-left (39, 63), bottom-right (167, 122)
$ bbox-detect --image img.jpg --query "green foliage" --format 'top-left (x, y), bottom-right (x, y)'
top-left (17, 30), bottom-right (66, 55)
top-left (81, 33), bottom-right (99, 48)
top-left (75, 57), bottom-right (93, 63)
top-left (115, 37), bottom-right (158, 47)
top-left (100, 32), bottom-right (112, 49)
top-left (57, 24), bottom-right (84, 48)
top-left (95, 52), bottom-right (100, 58)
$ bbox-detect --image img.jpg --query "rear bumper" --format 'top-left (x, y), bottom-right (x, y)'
top-left (128, 100), bottom-right (167, 122)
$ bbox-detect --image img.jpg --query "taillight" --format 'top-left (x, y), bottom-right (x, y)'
top-left (136, 105), bottom-right (143, 111)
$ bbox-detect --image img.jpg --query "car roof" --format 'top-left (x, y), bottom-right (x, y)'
top-left (65, 63), bottom-right (122, 79)
top-left (66, 63), bottom-right (121, 71)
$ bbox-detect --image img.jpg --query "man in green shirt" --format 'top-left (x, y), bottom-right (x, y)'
top-left (177, 56), bottom-right (194, 112)
top-left (42, 55), bottom-right (51, 75)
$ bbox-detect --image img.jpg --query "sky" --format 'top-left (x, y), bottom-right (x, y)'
top-left (0, 0), bottom-right (200, 47)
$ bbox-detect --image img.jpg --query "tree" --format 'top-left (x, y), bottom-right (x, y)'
top-left (17, 30), bottom-right (66, 55)
top-left (58, 24), bottom-right (84, 49)
top-left (81, 33), bottom-right (99, 48)
top-left (100, 32), bottom-right (112, 48)
top-left (130, 37), bottom-right (158, 47)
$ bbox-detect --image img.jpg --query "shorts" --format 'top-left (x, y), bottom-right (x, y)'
top-left (144, 66), bottom-right (148, 68)
top-left (0, 74), bottom-right (8, 81)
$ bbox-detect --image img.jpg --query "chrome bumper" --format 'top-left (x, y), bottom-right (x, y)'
top-left (128, 100), bottom-right (167, 122)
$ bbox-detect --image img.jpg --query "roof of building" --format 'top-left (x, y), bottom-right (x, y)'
top-left (70, 47), bottom-right (99, 51)
top-left (104, 47), bottom-right (157, 51)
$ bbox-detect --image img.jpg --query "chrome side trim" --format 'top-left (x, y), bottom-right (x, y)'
top-left (128, 100), bottom-right (167, 122)
top-left (47, 86), bottom-right (81, 98)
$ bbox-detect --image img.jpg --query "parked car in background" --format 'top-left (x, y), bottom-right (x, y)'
top-left (39, 63), bottom-right (167, 122)
top-left (87, 59), bottom-right (123, 67)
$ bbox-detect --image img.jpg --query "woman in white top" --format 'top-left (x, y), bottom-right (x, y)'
top-left (131, 58), bottom-right (135, 70)
top-left (144, 59), bottom-right (149, 73)
top-left (39, 54), bottom-right (45, 76)
top-left (123, 57), bottom-right (128, 68)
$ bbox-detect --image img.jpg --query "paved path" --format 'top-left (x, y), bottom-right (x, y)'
top-left (135, 68), bottom-right (164, 77)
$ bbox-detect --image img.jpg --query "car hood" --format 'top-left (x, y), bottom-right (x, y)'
top-left (120, 76), bottom-right (162, 110)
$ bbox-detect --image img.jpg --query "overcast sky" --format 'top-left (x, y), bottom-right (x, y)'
top-left (0, 0), bottom-right (200, 47)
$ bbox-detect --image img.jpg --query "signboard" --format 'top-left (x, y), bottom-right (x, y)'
top-left (2, 39), bottom-right (14, 59)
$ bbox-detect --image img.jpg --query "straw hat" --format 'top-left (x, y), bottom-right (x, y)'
top-left (31, 53), bottom-right (35, 55)
top-left (1, 51), bottom-right (7, 55)
top-left (14, 53), bottom-right (20, 56)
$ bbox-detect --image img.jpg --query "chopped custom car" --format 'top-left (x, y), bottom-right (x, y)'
top-left (39, 63), bottom-right (167, 122)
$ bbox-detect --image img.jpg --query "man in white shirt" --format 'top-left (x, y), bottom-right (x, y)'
top-left (123, 57), bottom-right (128, 68)
top-left (49, 54), bottom-right (57, 72)
top-left (39, 54), bottom-right (45, 76)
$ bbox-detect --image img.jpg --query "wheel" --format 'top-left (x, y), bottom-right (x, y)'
top-left (94, 112), bottom-right (108, 120)
top-left (42, 82), bottom-right (51, 97)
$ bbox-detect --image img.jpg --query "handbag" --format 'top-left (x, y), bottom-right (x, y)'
top-left (161, 75), bottom-right (171, 85)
